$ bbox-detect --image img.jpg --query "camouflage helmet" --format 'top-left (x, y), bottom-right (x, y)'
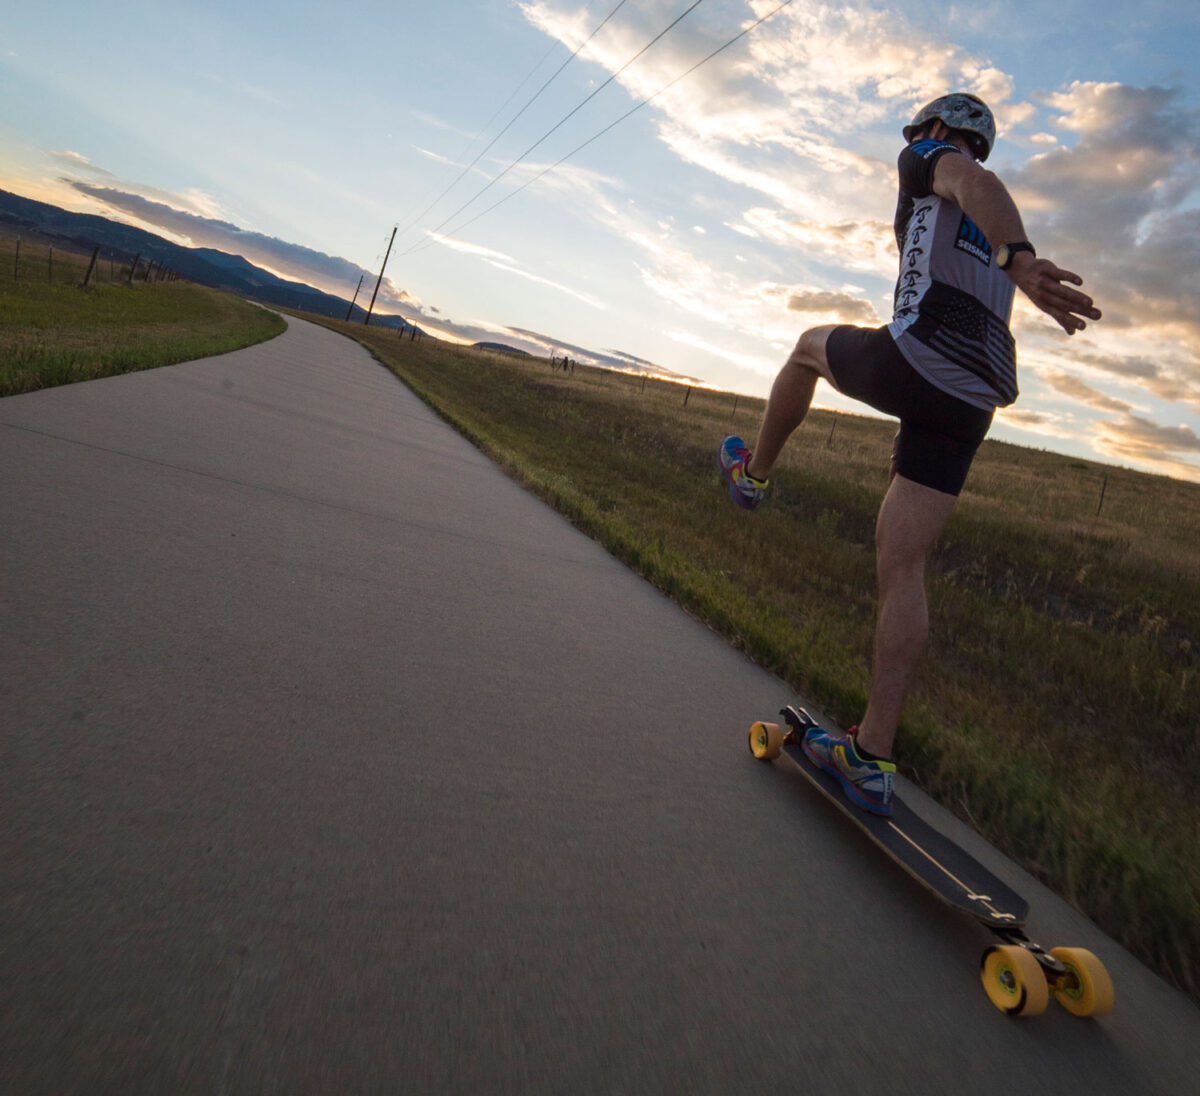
top-left (903, 93), bottom-right (996, 161)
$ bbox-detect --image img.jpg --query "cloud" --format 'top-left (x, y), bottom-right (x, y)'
top-left (1037, 368), bottom-right (1131, 413)
top-left (1102, 414), bottom-right (1200, 454)
top-left (784, 287), bottom-right (877, 324)
top-left (731, 208), bottom-right (896, 275)
top-left (1094, 412), bottom-right (1200, 478)
top-left (666, 328), bottom-right (780, 376)
top-left (1004, 408), bottom-right (1051, 425)
top-left (484, 261), bottom-right (608, 310)
top-left (48, 150), bottom-right (114, 178)
top-left (522, 0), bottom-right (994, 224)
top-left (413, 145), bottom-right (460, 167)
top-left (408, 109), bottom-right (477, 141)
top-left (630, 236), bottom-right (841, 345)
top-left (1070, 347), bottom-right (1199, 408)
top-left (425, 232), bottom-right (515, 263)
top-left (1009, 82), bottom-right (1200, 350)
top-left (994, 405), bottom-right (1082, 443)
top-left (744, 1), bottom-right (1015, 122)
top-left (422, 226), bottom-right (606, 309)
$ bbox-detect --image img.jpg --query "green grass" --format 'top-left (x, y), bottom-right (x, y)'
top-left (0, 235), bottom-right (285, 396)
top-left (310, 314), bottom-right (1200, 1002)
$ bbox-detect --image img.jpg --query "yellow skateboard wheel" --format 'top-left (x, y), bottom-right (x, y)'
top-left (1049, 947), bottom-right (1115, 1017)
top-left (749, 721), bottom-right (784, 761)
top-left (981, 945), bottom-right (1049, 1016)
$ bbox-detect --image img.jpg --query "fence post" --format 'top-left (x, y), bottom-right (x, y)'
top-left (683, 386), bottom-right (692, 406)
top-left (128, 253), bottom-right (141, 284)
top-left (48, 246), bottom-right (53, 284)
top-left (731, 395), bottom-right (739, 420)
top-left (826, 415), bottom-right (838, 448)
top-left (82, 246), bottom-right (101, 288)
top-left (1096, 473), bottom-right (1108, 518)
top-left (13, 237), bottom-right (19, 280)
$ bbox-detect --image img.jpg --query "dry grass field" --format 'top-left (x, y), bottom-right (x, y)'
top-left (0, 232), bottom-right (284, 396)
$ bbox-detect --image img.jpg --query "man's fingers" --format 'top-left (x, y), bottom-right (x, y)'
top-left (1043, 293), bottom-right (1096, 334)
top-left (1053, 312), bottom-right (1086, 335)
top-left (1048, 264), bottom-right (1084, 286)
top-left (1051, 286), bottom-right (1099, 317)
top-left (1017, 257), bottom-right (1101, 333)
top-left (1034, 271), bottom-right (1101, 319)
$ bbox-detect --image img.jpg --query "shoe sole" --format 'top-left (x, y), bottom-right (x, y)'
top-left (801, 738), bottom-right (893, 817)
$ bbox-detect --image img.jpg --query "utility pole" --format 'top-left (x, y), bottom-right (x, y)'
top-left (364, 226), bottom-right (397, 326)
top-left (345, 274), bottom-right (364, 321)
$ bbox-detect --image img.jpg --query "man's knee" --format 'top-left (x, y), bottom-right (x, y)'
top-left (787, 325), bottom-right (839, 384)
top-left (875, 527), bottom-right (927, 587)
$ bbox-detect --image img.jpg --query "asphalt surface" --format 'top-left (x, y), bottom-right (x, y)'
top-left (2, 314), bottom-right (1196, 1094)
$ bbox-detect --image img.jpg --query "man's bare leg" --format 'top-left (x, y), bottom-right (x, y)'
top-left (744, 327), bottom-right (955, 760)
top-left (854, 474), bottom-right (958, 759)
top-left (745, 325), bottom-right (841, 481)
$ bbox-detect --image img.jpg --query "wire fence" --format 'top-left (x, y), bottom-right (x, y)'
top-left (0, 234), bottom-right (180, 289)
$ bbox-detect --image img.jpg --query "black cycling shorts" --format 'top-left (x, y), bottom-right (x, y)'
top-left (826, 325), bottom-right (993, 496)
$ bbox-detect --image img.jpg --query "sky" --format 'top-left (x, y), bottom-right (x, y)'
top-left (2, 0), bottom-right (1199, 480)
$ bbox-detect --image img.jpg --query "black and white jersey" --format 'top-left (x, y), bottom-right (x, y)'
top-left (887, 139), bottom-right (1018, 410)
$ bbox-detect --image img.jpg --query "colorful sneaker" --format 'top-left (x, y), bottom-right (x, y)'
top-left (717, 435), bottom-right (768, 510)
top-left (801, 726), bottom-right (896, 817)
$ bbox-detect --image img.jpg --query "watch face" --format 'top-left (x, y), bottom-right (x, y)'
top-left (998, 242), bottom-right (1034, 269)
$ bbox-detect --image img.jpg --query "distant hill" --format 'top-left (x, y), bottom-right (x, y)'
top-left (472, 342), bottom-right (530, 356)
top-left (0, 189), bottom-right (419, 333)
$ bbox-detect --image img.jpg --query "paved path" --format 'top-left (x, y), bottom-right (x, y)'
top-left (2, 315), bottom-right (1195, 1094)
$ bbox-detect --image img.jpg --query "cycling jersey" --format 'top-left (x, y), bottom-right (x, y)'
top-left (887, 139), bottom-right (1018, 410)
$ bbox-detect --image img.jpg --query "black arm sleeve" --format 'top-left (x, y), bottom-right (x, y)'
top-left (897, 139), bottom-right (962, 198)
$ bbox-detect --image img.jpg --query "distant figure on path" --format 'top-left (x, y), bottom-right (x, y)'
top-left (718, 93), bottom-right (1101, 816)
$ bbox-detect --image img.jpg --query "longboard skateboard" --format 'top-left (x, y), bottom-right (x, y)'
top-left (750, 706), bottom-right (1114, 1017)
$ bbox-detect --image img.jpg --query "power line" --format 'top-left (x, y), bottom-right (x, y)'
top-left (426, 0), bottom-right (798, 249)
top-left (420, 42), bottom-right (563, 201)
top-left (393, 0), bottom-right (631, 244)
top-left (396, 0), bottom-right (710, 260)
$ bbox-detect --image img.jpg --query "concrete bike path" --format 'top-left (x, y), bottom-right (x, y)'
top-left (1, 314), bottom-right (1195, 1094)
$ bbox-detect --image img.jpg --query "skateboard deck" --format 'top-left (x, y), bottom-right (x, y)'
top-left (749, 706), bottom-right (1116, 1018)
top-left (778, 741), bottom-right (1028, 929)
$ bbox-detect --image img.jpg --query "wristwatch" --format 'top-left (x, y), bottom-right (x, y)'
top-left (996, 241), bottom-right (1036, 270)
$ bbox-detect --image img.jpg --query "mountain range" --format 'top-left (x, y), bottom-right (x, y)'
top-left (0, 189), bottom-right (413, 331)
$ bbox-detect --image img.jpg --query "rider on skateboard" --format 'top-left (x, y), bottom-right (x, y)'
top-left (719, 93), bottom-right (1102, 816)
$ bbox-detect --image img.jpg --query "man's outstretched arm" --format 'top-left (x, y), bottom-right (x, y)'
top-left (932, 153), bottom-right (1102, 335)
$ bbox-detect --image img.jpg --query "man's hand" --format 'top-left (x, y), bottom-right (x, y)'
top-left (1009, 252), bottom-right (1102, 335)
